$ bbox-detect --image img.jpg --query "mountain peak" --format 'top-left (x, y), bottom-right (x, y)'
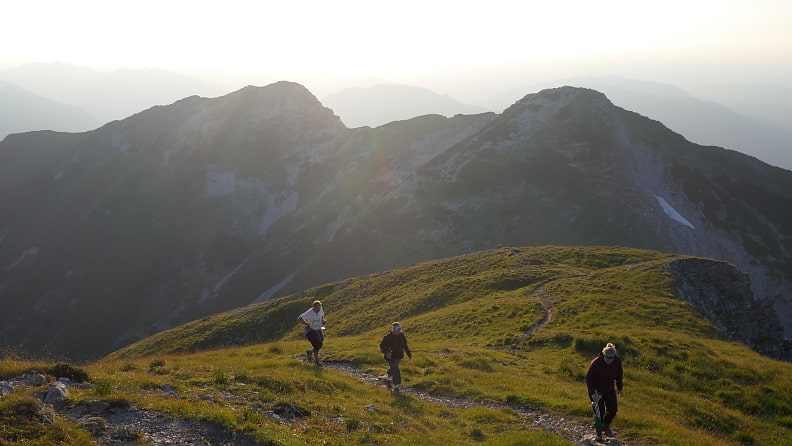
top-left (111, 81), bottom-right (345, 142)
top-left (233, 81), bottom-right (318, 102)
top-left (213, 81), bottom-right (344, 129)
top-left (492, 86), bottom-right (617, 136)
top-left (509, 86), bottom-right (613, 111)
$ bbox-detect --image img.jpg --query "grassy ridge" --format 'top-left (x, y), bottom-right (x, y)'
top-left (4, 246), bottom-right (792, 445)
top-left (108, 246), bottom-right (684, 358)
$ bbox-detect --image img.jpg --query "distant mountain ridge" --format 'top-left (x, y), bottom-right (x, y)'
top-left (5, 63), bottom-right (789, 171)
top-left (0, 80), bottom-right (99, 139)
top-left (0, 62), bottom-right (225, 126)
top-left (489, 77), bottom-right (792, 171)
top-left (1, 82), bottom-right (790, 359)
top-left (321, 83), bottom-right (490, 127)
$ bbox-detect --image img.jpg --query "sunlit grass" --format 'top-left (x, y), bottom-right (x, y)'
top-left (73, 341), bottom-right (580, 445)
top-left (3, 246), bottom-right (792, 445)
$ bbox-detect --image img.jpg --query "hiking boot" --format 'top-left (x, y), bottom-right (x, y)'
top-left (603, 424), bottom-right (613, 437)
top-left (393, 385), bottom-right (400, 392)
top-left (306, 350), bottom-right (313, 361)
top-left (385, 377), bottom-right (392, 390)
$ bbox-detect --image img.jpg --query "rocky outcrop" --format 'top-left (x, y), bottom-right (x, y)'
top-left (669, 258), bottom-right (791, 360)
top-left (0, 371), bottom-right (64, 424)
top-left (0, 370), bottom-right (261, 445)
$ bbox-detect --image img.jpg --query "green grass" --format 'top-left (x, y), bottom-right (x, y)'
top-left (0, 385), bottom-right (98, 445)
top-left (3, 246), bottom-right (792, 445)
top-left (70, 342), bottom-right (575, 446)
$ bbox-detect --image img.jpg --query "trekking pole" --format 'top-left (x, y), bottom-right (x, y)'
top-left (591, 390), bottom-right (602, 430)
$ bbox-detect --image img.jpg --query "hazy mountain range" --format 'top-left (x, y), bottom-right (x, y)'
top-left (1, 81), bottom-right (790, 360)
top-left (323, 78), bottom-right (792, 171)
top-left (1, 63), bottom-right (790, 171)
top-left (0, 80), bottom-right (99, 136)
top-left (320, 84), bottom-right (489, 128)
top-left (0, 62), bottom-right (224, 131)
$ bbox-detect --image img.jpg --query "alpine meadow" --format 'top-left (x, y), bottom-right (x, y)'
top-left (2, 246), bottom-right (792, 445)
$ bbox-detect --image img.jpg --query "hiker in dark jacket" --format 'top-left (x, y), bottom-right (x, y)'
top-left (586, 342), bottom-right (624, 441)
top-left (379, 322), bottom-right (412, 392)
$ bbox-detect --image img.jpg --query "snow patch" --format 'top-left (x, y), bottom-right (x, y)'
top-left (655, 195), bottom-right (695, 229)
top-left (10, 247), bottom-right (39, 269)
top-left (111, 131), bottom-right (130, 152)
top-left (201, 257), bottom-right (250, 302)
top-left (254, 273), bottom-right (296, 303)
top-left (161, 145), bottom-right (179, 165)
top-left (54, 151), bottom-right (83, 180)
top-left (258, 192), bottom-right (298, 237)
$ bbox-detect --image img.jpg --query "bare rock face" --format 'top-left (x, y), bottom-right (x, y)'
top-left (669, 258), bottom-right (791, 359)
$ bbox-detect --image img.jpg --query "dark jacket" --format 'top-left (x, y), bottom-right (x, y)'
top-left (586, 354), bottom-right (623, 395)
top-left (380, 332), bottom-right (411, 360)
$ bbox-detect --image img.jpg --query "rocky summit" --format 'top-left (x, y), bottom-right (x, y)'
top-left (1, 82), bottom-right (790, 359)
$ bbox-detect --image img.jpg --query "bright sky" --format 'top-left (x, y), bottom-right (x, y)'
top-left (3, 0), bottom-right (791, 96)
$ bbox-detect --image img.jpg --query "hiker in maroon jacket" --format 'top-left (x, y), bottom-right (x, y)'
top-left (586, 343), bottom-right (624, 441)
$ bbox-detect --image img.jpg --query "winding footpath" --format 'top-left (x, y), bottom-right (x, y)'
top-left (323, 360), bottom-right (626, 446)
top-left (1, 269), bottom-right (630, 445)
top-left (316, 270), bottom-right (629, 445)
top-left (2, 357), bottom-right (626, 446)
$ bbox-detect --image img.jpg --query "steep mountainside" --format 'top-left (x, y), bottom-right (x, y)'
top-left (1, 82), bottom-right (790, 359)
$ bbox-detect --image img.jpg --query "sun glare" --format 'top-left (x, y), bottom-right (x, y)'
top-left (2, 0), bottom-right (790, 83)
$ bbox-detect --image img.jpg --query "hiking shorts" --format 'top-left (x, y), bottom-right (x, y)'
top-left (305, 329), bottom-right (324, 351)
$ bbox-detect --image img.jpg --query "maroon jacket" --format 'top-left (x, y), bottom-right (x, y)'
top-left (586, 354), bottom-right (623, 395)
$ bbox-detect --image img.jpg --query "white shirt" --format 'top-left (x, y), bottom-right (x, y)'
top-left (300, 307), bottom-right (325, 330)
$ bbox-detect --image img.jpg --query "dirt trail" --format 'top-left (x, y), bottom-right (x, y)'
top-left (518, 267), bottom-right (588, 341)
top-left (61, 400), bottom-right (259, 446)
top-left (5, 269), bottom-right (628, 445)
top-left (314, 267), bottom-right (627, 445)
top-left (3, 356), bottom-right (624, 446)
top-left (321, 360), bottom-right (626, 446)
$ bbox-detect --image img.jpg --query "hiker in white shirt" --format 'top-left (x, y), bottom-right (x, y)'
top-left (297, 300), bottom-right (326, 365)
